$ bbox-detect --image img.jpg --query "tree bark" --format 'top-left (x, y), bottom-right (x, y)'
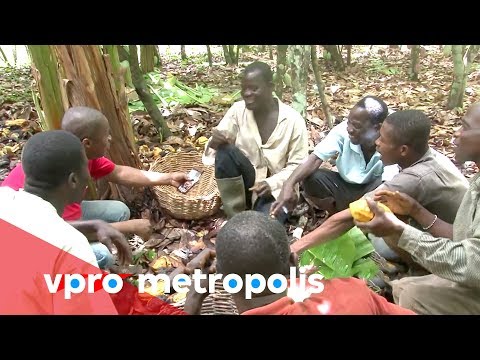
top-left (311, 45), bottom-right (335, 128)
top-left (140, 45), bottom-right (155, 73)
top-left (447, 45), bottom-right (480, 109)
top-left (180, 45), bottom-right (187, 60)
top-left (206, 45), bottom-right (213, 66)
top-left (222, 45), bottom-right (232, 64)
top-left (288, 45), bottom-right (310, 117)
top-left (275, 45), bottom-right (288, 99)
top-left (27, 45), bottom-right (65, 130)
top-left (409, 45), bottom-right (420, 81)
top-left (127, 45), bottom-right (171, 141)
top-left (323, 45), bottom-right (345, 71)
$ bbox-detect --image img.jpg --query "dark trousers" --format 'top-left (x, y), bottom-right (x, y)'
top-left (302, 168), bottom-right (382, 212)
top-left (215, 144), bottom-right (288, 223)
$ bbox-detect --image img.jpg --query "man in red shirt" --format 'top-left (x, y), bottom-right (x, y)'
top-left (2, 106), bottom-right (188, 269)
top-left (183, 211), bottom-right (415, 315)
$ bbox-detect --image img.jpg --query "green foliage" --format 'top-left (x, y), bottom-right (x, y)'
top-left (368, 59), bottom-right (400, 75)
top-left (128, 72), bottom-right (220, 112)
top-left (299, 227), bottom-right (379, 280)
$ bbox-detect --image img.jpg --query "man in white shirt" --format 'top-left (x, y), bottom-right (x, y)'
top-left (203, 61), bottom-right (309, 221)
top-left (0, 130), bottom-right (125, 314)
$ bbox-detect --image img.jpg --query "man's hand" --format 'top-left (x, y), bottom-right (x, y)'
top-left (209, 129), bottom-right (232, 150)
top-left (249, 181), bottom-right (272, 198)
top-left (354, 199), bottom-right (406, 238)
top-left (373, 190), bottom-right (419, 216)
top-left (94, 221), bottom-right (132, 266)
top-left (170, 172), bottom-right (189, 187)
top-left (185, 248), bottom-right (217, 275)
top-left (129, 219), bottom-right (153, 241)
top-left (183, 249), bottom-right (216, 315)
top-left (271, 184), bottom-right (297, 216)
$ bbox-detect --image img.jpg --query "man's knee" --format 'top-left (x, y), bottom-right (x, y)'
top-left (102, 200), bottom-right (130, 223)
top-left (302, 169), bottom-right (332, 197)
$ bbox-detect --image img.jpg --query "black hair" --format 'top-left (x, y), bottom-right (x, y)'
top-left (215, 211), bottom-right (291, 278)
top-left (243, 61), bottom-right (273, 84)
top-left (22, 130), bottom-right (86, 190)
top-left (384, 110), bottom-right (431, 154)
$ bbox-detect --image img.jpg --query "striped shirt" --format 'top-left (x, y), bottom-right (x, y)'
top-left (398, 172), bottom-right (480, 289)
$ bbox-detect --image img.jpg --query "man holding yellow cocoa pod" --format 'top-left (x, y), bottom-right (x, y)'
top-left (290, 110), bottom-right (468, 271)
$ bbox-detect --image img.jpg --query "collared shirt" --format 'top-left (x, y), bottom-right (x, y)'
top-left (368, 148), bottom-right (469, 225)
top-left (203, 99), bottom-right (309, 200)
top-left (313, 120), bottom-right (384, 185)
top-left (399, 172), bottom-right (480, 290)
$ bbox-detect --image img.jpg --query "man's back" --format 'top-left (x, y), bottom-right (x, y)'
top-left (242, 277), bottom-right (415, 315)
top-left (0, 187), bottom-right (117, 314)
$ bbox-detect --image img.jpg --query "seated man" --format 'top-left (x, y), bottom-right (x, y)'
top-left (202, 61), bottom-right (309, 222)
top-left (353, 102), bottom-right (480, 315)
top-left (183, 211), bottom-right (414, 315)
top-left (2, 106), bottom-right (188, 268)
top-left (271, 95), bottom-right (390, 216)
top-left (0, 130), bottom-right (124, 314)
top-left (289, 110), bottom-right (469, 271)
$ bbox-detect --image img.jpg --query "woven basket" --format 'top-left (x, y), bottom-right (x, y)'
top-left (174, 278), bottom-right (239, 315)
top-left (150, 151), bottom-right (221, 220)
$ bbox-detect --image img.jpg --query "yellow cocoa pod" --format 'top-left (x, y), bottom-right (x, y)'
top-left (349, 198), bottom-right (392, 222)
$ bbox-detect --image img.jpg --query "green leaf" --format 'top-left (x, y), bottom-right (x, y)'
top-left (351, 258), bottom-right (379, 279)
top-left (350, 227), bottom-right (376, 261)
top-left (299, 226), bottom-right (378, 280)
top-left (283, 73), bottom-right (292, 87)
top-left (146, 249), bottom-right (156, 261)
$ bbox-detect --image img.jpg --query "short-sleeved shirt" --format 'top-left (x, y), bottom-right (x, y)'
top-left (1, 157), bottom-right (116, 221)
top-left (242, 277), bottom-right (415, 315)
top-left (368, 148), bottom-right (469, 225)
top-left (313, 120), bottom-right (384, 185)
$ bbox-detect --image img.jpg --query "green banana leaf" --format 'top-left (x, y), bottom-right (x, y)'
top-left (299, 226), bottom-right (379, 280)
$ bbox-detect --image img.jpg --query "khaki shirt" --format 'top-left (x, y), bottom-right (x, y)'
top-left (369, 148), bottom-right (469, 225)
top-left (203, 100), bottom-right (309, 202)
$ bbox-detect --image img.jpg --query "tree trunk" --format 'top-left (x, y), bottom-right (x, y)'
top-left (153, 45), bottom-right (162, 67)
top-left (140, 45), bottom-right (155, 73)
top-left (311, 45), bottom-right (334, 128)
top-left (27, 45), bottom-right (65, 130)
top-left (103, 46), bottom-right (129, 123)
top-left (235, 45), bottom-right (240, 65)
top-left (447, 45), bottom-right (480, 109)
top-left (52, 45), bottom-right (143, 202)
top-left (323, 45), bottom-right (345, 71)
top-left (288, 45), bottom-right (310, 117)
top-left (346, 45), bottom-right (352, 66)
top-left (127, 45), bottom-right (171, 141)
top-left (275, 45), bottom-right (288, 99)
top-left (409, 45), bottom-right (420, 81)
top-left (206, 45), bottom-right (213, 66)
top-left (222, 45), bottom-right (232, 64)
top-left (269, 46), bottom-right (274, 60)
top-left (180, 45), bottom-right (187, 60)
top-left (228, 46), bottom-right (236, 64)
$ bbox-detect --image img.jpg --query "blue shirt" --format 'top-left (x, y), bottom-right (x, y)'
top-left (313, 120), bottom-right (384, 184)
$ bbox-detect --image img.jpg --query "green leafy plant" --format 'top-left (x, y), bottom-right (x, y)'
top-left (299, 227), bottom-right (379, 280)
top-left (367, 59), bottom-right (400, 75)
